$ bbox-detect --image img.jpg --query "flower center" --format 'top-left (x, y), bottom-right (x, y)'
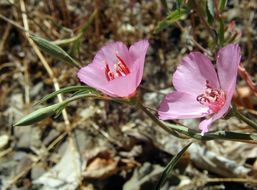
top-left (196, 81), bottom-right (226, 113)
top-left (105, 54), bottom-right (130, 81)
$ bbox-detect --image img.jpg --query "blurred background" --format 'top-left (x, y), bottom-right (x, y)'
top-left (0, 0), bottom-right (257, 189)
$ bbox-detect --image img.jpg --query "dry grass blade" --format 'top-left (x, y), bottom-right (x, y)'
top-left (19, 0), bottom-right (71, 129)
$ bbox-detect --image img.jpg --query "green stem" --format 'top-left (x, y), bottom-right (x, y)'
top-left (138, 103), bottom-right (182, 138)
top-left (232, 105), bottom-right (257, 131)
top-left (138, 103), bottom-right (257, 144)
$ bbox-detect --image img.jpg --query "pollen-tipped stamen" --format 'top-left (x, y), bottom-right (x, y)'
top-left (104, 54), bottom-right (130, 81)
top-left (116, 54), bottom-right (130, 75)
top-left (197, 81), bottom-right (226, 113)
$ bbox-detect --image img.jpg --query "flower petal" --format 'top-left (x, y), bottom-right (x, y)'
top-left (199, 94), bottom-right (231, 135)
top-left (77, 65), bottom-right (139, 97)
top-left (216, 44), bottom-right (241, 93)
top-left (158, 91), bottom-right (209, 120)
top-left (173, 52), bottom-right (219, 96)
top-left (129, 40), bottom-right (149, 86)
top-left (78, 40), bottom-right (149, 97)
top-left (104, 71), bottom-right (138, 97)
top-left (96, 41), bottom-right (132, 69)
top-left (77, 64), bottom-right (121, 97)
top-left (77, 63), bottom-right (107, 89)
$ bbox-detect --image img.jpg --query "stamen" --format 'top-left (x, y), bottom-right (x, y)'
top-left (197, 95), bottom-right (210, 104)
top-left (196, 81), bottom-right (226, 113)
top-left (104, 54), bottom-right (130, 81)
top-left (115, 54), bottom-right (130, 75)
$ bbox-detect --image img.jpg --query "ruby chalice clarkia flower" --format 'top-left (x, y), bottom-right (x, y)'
top-left (77, 40), bottom-right (149, 98)
top-left (158, 44), bottom-right (241, 135)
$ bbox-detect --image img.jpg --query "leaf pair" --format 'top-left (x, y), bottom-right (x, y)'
top-left (30, 35), bottom-right (81, 68)
top-left (14, 86), bottom-right (101, 126)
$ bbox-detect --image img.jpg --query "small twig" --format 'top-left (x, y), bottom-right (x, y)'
top-left (56, 0), bottom-right (71, 27)
top-left (6, 0), bottom-right (52, 38)
top-left (191, 38), bottom-right (213, 57)
top-left (0, 14), bottom-right (34, 35)
top-left (0, 21), bottom-right (11, 52)
top-left (4, 130), bottom-right (68, 189)
top-left (23, 59), bottom-right (30, 104)
top-left (207, 177), bottom-right (257, 184)
top-left (232, 104), bottom-right (257, 131)
top-left (90, 121), bottom-right (124, 147)
top-left (4, 159), bottom-right (39, 189)
top-left (238, 64), bottom-right (257, 96)
top-left (0, 148), bottom-right (12, 159)
top-left (175, 21), bottom-right (212, 57)
top-left (46, 131), bottom-right (68, 151)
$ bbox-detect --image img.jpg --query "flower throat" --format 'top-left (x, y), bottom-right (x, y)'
top-left (105, 54), bottom-right (130, 81)
top-left (196, 80), bottom-right (226, 113)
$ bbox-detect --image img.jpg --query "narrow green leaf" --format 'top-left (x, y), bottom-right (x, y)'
top-left (207, 0), bottom-right (214, 18)
top-left (154, 143), bottom-right (192, 190)
top-left (37, 86), bottom-right (100, 105)
top-left (206, 1), bottom-right (214, 24)
top-left (155, 8), bottom-right (187, 33)
top-left (164, 122), bottom-right (257, 142)
top-left (218, 0), bottom-right (227, 11)
top-left (140, 105), bottom-right (257, 143)
top-left (14, 93), bottom-right (99, 127)
top-left (80, 10), bottom-right (97, 34)
top-left (30, 35), bottom-right (81, 68)
top-left (13, 102), bottom-right (66, 126)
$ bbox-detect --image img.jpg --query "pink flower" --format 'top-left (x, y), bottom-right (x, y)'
top-left (77, 40), bottom-right (149, 98)
top-left (158, 44), bottom-right (241, 135)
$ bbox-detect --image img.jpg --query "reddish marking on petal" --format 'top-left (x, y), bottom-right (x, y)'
top-left (104, 54), bottom-right (130, 82)
top-left (105, 64), bottom-right (115, 81)
top-left (116, 54), bottom-right (130, 75)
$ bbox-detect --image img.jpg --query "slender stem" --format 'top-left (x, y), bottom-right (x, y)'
top-left (138, 103), bottom-right (184, 138)
top-left (65, 93), bottom-right (111, 104)
top-left (138, 103), bottom-right (257, 144)
top-left (232, 104), bottom-right (257, 130)
top-left (53, 33), bottom-right (82, 46)
top-left (163, 121), bottom-right (257, 143)
top-left (238, 65), bottom-right (257, 96)
top-left (0, 14), bottom-right (35, 35)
